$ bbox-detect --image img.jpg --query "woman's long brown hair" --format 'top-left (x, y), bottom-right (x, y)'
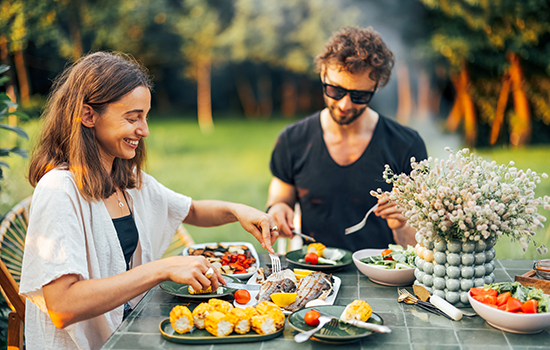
top-left (28, 51), bottom-right (152, 201)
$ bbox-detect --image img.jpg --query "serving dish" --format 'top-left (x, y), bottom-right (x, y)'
top-left (285, 248), bottom-right (353, 271)
top-left (468, 291), bottom-right (550, 334)
top-left (287, 305), bottom-right (384, 343)
top-left (159, 319), bottom-right (283, 344)
top-left (352, 249), bottom-right (415, 286)
top-left (182, 241), bottom-right (260, 279)
top-left (160, 275), bottom-right (243, 300)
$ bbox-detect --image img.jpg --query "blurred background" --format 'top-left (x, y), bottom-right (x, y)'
top-left (1, 1), bottom-right (550, 261)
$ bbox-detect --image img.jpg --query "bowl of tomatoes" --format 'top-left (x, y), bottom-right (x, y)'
top-left (352, 246), bottom-right (416, 286)
top-left (468, 282), bottom-right (550, 334)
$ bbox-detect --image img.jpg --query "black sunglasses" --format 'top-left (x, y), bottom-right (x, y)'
top-left (322, 79), bottom-right (378, 105)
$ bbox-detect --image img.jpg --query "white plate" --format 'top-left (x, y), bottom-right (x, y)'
top-left (352, 249), bottom-right (415, 286)
top-left (182, 242), bottom-right (260, 280)
top-left (233, 271), bottom-right (341, 315)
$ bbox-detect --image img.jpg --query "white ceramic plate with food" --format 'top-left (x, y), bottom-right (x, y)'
top-left (468, 291), bottom-right (550, 334)
top-left (182, 242), bottom-right (260, 280)
top-left (352, 249), bottom-right (415, 286)
top-left (233, 271), bottom-right (341, 315)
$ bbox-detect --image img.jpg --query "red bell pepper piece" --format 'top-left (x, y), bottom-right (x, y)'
top-left (521, 299), bottom-right (538, 314)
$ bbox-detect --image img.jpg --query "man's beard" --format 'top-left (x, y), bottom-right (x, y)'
top-left (326, 101), bottom-right (367, 126)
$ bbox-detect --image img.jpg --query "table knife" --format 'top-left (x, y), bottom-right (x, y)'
top-left (292, 231), bottom-right (316, 242)
top-left (315, 310), bottom-right (391, 333)
top-left (224, 283), bottom-right (260, 291)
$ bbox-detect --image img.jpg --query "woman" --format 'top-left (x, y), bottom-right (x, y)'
top-left (19, 51), bottom-right (279, 350)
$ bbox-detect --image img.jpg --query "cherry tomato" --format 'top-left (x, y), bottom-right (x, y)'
top-left (234, 289), bottom-right (251, 305)
top-left (505, 297), bottom-right (522, 312)
top-left (521, 299), bottom-right (538, 314)
top-left (496, 291), bottom-right (511, 306)
top-left (304, 252), bottom-right (319, 265)
top-left (470, 287), bottom-right (497, 298)
top-left (381, 249), bottom-right (393, 260)
top-left (304, 310), bottom-right (321, 326)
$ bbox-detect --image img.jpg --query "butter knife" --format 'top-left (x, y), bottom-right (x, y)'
top-left (224, 283), bottom-right (260, 291)
top-left (292, 231), bottom-right (316, 242)
top-left (315, 310), bottom-right (391, 333)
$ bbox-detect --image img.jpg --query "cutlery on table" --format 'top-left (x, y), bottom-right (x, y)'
top-left (397, 289), bottom-right (453, 320)
top-left (292, 231), bottom-right (316, 242)
top-left (224, 283), bottom-right (260, 291)
top-left (413, 285), bottom-right (476, 319)
top-left (315, 310), bottom-right (391, 333)
top-left (294, 315), bottom-right (332, 343)
top-left (344, 203), bottom-right (379, 235)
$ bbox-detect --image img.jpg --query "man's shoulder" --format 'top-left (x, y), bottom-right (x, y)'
top-left (281, 111), bottom-right (321, 137)
top-left (378, 114), bottom-right (423, 143)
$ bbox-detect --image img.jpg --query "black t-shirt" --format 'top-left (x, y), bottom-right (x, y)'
top-left (112, 214), bottom-right (139, 270)
top-left (270, 111), bottom-right (427, 251)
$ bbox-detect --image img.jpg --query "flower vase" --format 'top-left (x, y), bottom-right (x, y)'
top-left (414, 236), bottom-right (497, 306)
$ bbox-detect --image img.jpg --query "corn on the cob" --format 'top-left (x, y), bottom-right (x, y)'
top-left (307, 243), bottom-right (326, 256)
top-left (243, 306), bottom-right (259, 319)
top-left (340, 300), bottom-right (372, 322)
top-left (255, 301), bottom-right (284, 330)
top-left (226, 307), bottom-right (251, 334)
top-left (251, 314), bottom-right (279, 335)
top-left (188, 285), bottom-right (213, 295)
top-left (208, 298), bottom-right (234, 314)
top-left (170, 305), bottom-right (194, 334)
top-left (191, 302), bottom-right (213, 329)
top-left (205, 311), bottom-right (234, 337)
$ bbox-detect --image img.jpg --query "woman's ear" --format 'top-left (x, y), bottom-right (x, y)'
top-left (81, 104), bottom-right (96, 128)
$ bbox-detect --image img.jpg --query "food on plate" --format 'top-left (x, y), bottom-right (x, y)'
top-left (286, 271), bottom-right (333, 312)
top-left (257, 269), bottom-right (297, 302)
top-left (304, 309), bottom-right (321, 326)
top-left (270, 292), bottom-right (297, 307)
top-left (226, 308), bottom-right (252, 334)
top-left (253, 301), bottom-right (285, 333)
top-left (243, 306), bottom-right (259, 318)
top-left (340, 300), bottom-right (372, 322)
top-left (305, 299), bottom-right (326, 308)
top-left (471, 282), bottom-right (550, 313)
top-left (191, 302), bottom-right (213, 329)
top-left (294, 268), bottom-right (315, 280)
top-left (234, 289), bottom-right (251, 305)
top-left (170, 305), bottom-right (194, 334)
top-left (250, 313), bottom-right (280, 335)
top-left (307, 243), bottom-right (326, 256)
top-left (209, 298), bottom-right (234, 314)
top-left (304, 252), bottom-right (319, 265)
top-left (359, 244), bottom-right (416, 269)
top-left (188, 243), bottom-right (257, 275)
top-left (205, 311), bottom-right (234, 337)
top-left (188, 285), bottom-right (213, 295)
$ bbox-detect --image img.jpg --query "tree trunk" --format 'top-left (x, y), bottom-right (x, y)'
top-left (508, 53), bottom-right (531, 146)
top-left (417, 70), bottom-right (430, 121)
top-left (298, 77), bottom-right (312, 113)
top-left (490, 73), bottom-right (511, 145)
top-left (446, 63), bottom-right (477, 147)
top-left (233, 65), bottom-right (258, 117)
top-left (257, 66), bottom-right (272, 117)
top-left (69, 1), bottom-right (83, 60)
top-left (396, 64), bottom-right (412, 125)
top-left (13, 50), bottom-right (30, 107)
top-left (197, 57), bottom-right (214, 134)
top-left (281, 74), bottom-right (297, 117)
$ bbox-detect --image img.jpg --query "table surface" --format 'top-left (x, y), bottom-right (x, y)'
top-left (102, 255), bottom-right (550, 350)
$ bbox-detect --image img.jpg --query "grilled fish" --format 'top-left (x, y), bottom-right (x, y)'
top-left (256, 278), bottom-right (296, 302)
top-left (285, 271), bottom-right (333, 312)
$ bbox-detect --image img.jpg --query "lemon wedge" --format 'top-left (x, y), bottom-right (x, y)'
top-left (294, 268), bottom-right (315, 279)
top-left (270, 293), bottom-right (297, 307)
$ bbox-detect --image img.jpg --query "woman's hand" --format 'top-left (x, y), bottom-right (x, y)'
top-left (233, 204), bottom-right (279, 254)
top-left (161, 255), bottom-right (225, 292)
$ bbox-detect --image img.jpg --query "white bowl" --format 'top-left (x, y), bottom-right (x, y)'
top-left (352, 249), bottom-right (415, 286)
top-left (468, 291), bottom-right (550, 334)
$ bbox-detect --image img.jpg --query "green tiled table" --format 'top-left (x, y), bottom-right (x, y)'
top-left (102, 256), bottom-right (550, 350)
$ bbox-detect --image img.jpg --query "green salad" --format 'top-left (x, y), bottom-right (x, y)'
top-left (360, 244), bottom-right (417, 269)
top-left (485, 281), bottom-right (550, 313)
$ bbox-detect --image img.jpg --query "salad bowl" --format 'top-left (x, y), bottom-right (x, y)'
top-left (352, 248), bottom-right (415, 286)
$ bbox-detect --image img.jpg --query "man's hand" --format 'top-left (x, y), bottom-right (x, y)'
top-left (267, 202), bottom-right (295, 238)
top-left (373, 196), bottom-right (407, 230)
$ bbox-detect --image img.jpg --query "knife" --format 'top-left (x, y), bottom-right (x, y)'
top-left (315, 310), bottom-right (391, 333)
top-left (292, 231), bottom-right (316, 243)
top-left (413, 285), bottom-right (463, 321)
top-left (224, 283), bottom-right (260, 291)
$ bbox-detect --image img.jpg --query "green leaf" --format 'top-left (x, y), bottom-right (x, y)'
top-left (7, 111), bottom-right (29, 121)
top-left (0, 124), bottom-right (29, 139)
top-left (0, 76), bottom-right (9, 87)
top-left (9, 147), bottom-right (28, 158)
top-left (0, 161), bottom-right (9, 168)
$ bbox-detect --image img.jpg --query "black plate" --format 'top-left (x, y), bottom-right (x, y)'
top-left (160, 275), bottom-right (242, 300)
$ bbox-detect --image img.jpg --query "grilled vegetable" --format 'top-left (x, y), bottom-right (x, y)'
top-left (255, 301), bottom-right (284, 330)
top-left (251, 313), bottom-right (279, 335)
top-left (188, 285), bottom-right (213, 295)
top-left (191, 302), bottom-right (213, 329)
top-left (340, 300), bottom-right (372, 322)
top-left (208, 298), bottom-right (234, 314)
top-left (307, 243), bottom-right (326, 257)
top-left (226, 307), bottom-right (251, 334)
top-left (170, 305), bottom-right (194, 334)
top-left (243, 306), bottom-right (259, 318)
top-left (205, 311), bottom-right (234, 337)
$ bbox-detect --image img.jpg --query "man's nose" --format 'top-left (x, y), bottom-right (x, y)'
top-left (337, 93), bottom-right (354, 110)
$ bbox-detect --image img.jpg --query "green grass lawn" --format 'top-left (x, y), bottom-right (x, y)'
top-left (2, 115), bottom-right (550, 259)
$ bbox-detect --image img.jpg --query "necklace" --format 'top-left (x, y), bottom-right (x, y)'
top-left (115, 189), bottom-right (124, 208)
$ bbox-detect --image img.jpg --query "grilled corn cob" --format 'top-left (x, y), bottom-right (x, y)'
top-left (226, 307), bottom-right (251, 334)
top-left (251, 313), bottom-right (279, 335)
top-left (191, 302), bottom-right (213, 329)
top-left (208, 298), bottom-right (234, 314)
top-left (255, 301), bottom-right (284, 330)
top-left (205, 311), bottom-right (234, 337)
top-left (307, 243), bottom-right (326, 256)
top-left (188, 285), bottom-right (213, 295)
top-left (170, 305), bottom-right (194, 334)
top-left (243, 306), bottom-right (259, 318)
top-left (340, 299), bottom-right (372, 322)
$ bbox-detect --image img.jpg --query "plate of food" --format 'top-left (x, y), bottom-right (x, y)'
top-left (183, 242), bottom-right (259, 279)
top-left (160, 274), bottom-right (244, 300)
top-left (284, 243), bottom-right (353, 271)
top-left (160, 298), bottom-right (284, 344)
top-left (287, 303), bottom-right (385, 343)
top-left (234, 267), bottom-right (341, 315)
top-left (352, 245), bottom-right (416, 286)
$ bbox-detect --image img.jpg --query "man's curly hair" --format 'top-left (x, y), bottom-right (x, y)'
top-left (315, 27), bottom-right (395, 87)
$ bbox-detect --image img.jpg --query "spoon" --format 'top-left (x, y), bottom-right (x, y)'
top-left (294, 315), bottom-right (332, 343)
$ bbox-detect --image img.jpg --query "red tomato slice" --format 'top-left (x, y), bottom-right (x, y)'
top-left (381, 249), bottom-right (394, 261)
top-left (304, 252), bottom-right (318, 265)
top-left (505, 297), bottom-right (522, 313)
top-left (470, 287), bottom-right (498, 297)
top-left (473, 295), bottom-right (497, 306)
top-left (496, 291), bottom-right (511, 306)
top-left (521, 299), bottom-right (538, 314)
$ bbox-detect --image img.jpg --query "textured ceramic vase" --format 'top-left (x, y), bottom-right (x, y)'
top-left (413, 236), bottom-right (497, 306)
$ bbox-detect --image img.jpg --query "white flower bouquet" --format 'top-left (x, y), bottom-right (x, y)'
top-left (372, 148), bottom-right (550, 253)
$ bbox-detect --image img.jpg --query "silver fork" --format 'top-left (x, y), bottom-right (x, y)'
top-left (345, 203), bottom-right (379, 235)
top-left (269, 253), bottom-right (281, 276)
top-left (294, 315), bottom-right (332, 343)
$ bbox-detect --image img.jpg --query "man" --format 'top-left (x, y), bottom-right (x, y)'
top-left (266, 27), bottom-right (427, 252)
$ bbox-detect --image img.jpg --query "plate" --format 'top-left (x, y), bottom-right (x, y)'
top-left (352, 249), bottom-right (415, 286)
top-left (235, 273), bottom-right (342, 315)
top-left (284, 248), bottom-right (353, 271)
top-left (182, 241), bottom-right (260, 279)
top-left (159, 319), bottom-right (283, 344)
top-left (288, 305), bottom-right (385, 342)
top-left (160, 275), bottom-right (243, 300)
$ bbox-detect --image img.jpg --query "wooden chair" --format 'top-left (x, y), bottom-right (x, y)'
top-left (0, 196), bottom-right (31, 350)
top-left (162, 224), bottom-right (195, 258)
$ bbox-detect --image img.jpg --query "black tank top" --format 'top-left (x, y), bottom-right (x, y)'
top-left (112, 214), bottom-right (139, 270)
